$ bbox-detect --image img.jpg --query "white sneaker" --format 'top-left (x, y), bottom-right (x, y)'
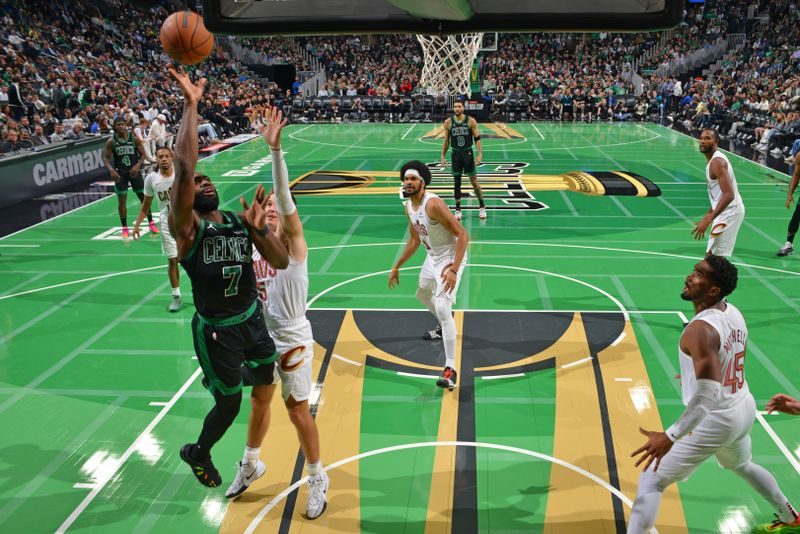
top-left (225, 459), bottom-right (265, 499)
top-left (306, 471), bottom-right (329, 519)
top-left (478, 207), bottom-right (487, 220)
top-left (454, 209), bottom-right (462, 221)
top-left (777, 243), bottom-right (794, 257)
top-left (169, 295), bottom-right (182, 313)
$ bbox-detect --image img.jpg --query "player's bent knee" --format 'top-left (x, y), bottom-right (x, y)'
top-left (637, 468), bottom-right (671, 494)
top-left (433, 296), bottom-right (453, 323)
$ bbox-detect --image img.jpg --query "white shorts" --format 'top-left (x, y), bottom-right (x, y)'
top-left (160, 215), bottom-right (177, 259)
top-left (418, 254), bottom-right (466, 302)
top-left (655, 394), bottom-right (755, 482)
top-left (707, 207), bottom-right (744, 257)
top-left (267, 318), bottom-right (314, 402)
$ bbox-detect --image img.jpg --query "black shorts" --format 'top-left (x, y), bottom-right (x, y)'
top-left (451, 148), bottom-right (476, 176)
top-left (114, 170), bottom-right (144, 195)
top-left (192, 304), bottom-right (277, 397)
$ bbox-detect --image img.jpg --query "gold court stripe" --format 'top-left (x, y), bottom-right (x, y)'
top-left (424, 311), bottom-right (464, 534)
top-left (597, 319), bottom-right (688, 534)
top-left (544, 313), bottom-right (618, 534)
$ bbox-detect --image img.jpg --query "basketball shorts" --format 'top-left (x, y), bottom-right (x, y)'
top-left (419, 253), bottom-right (466, 302)
top-left (193, 302), bottom-right (277, 397)
top-left (114, 169), bottom-right (144, 195)
top-left (451, 148), bottom-right (476, 176)
top-left (707, 206), bottom-right (745, 257)
top-left (159, 213), bottom-right (177, 259)
top-left (655, 394), bottom-right (756, 482)
top-left (266, 317), bottom-right (315, 403)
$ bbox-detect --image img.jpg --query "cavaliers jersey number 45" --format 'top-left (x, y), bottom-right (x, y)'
top-left (180, 211), bottom-right (257, 319)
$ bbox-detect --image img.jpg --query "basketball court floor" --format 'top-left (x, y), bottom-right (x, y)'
top-left (1, 122), bottom-right (798, 533)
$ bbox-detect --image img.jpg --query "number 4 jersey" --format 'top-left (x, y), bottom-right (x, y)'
top-left (679, 303), bottom-right (749, 409)
top-left (180, 211), bottom-right (257, 319)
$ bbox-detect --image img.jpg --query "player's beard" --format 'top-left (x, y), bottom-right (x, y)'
top-left (194, 190), bottom-right (219, 213)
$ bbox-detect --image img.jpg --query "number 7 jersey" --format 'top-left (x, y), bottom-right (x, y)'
top-left (679, 303), bottom-right (749, 409)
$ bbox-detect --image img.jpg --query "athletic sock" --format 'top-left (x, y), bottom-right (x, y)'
top-left (120, 216), bottom-right (127, 227)
top-left (172, 287), bottom-right (181, 297)
top-left (147, 211), bottom-right (153, 223)
top-left (244, 446), bottom-right (260, 464)
top-left (307, 460), bottom-right (323, 476)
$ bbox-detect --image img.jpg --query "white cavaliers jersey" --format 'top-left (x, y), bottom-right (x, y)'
top-left (143, 169), bottom-right (174, 216)
top-left (679, 303), bottom-right (749, 410)
top-left (252, 247), bottom-right (308, 324)
top-left (406, 192), bottom-right (456, 261)
top-left (706, 151), bottom-right (743, 220)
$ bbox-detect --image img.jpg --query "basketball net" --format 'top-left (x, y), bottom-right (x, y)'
top-left (416, 33), bottom-right (483, 97)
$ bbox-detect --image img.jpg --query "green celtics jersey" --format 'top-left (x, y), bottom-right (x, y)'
top-left (180, 211), bottom-right (257, 319)
top-left (112, 132), bottom-right (139, 172)
top-left (449, 115), bottom-right (473, 151)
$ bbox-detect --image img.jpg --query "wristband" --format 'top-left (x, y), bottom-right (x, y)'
top-left (256, 224), bottom-right (269, 237)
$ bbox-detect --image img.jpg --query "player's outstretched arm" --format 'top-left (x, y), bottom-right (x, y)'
top-left (389, 216), bottom-right (421, 288)
top-left (167, 64), bottom-right (204, 256)
top-left (240, 184), bottom-right (289, 269)
top-left (260, 107), bottom-right (307, 260)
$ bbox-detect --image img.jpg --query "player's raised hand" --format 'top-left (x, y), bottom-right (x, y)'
top-left (167, 64), bottom-right (206, 103)
top-left (241, 184), bottom-right (269, 233)
top-left (388, 267), bottom-right (400, 289)
top-left (631, 427), bottom-right (673, 472)
top-left (259, 106), bottom-right (288, 150)
top-left (766, 393), bottom-right (800, 415)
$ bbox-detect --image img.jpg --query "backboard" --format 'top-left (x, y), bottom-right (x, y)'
top-left (201, 0), bottom-right (683, 35)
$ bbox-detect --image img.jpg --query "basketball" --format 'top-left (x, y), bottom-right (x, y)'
top-left (159, 10), bottom-right (214, 65)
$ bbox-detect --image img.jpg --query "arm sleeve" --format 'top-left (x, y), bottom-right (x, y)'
top-left (271, 148), bottom-right (296, 216)
top-left (665, 378), bottom-right (721, 441)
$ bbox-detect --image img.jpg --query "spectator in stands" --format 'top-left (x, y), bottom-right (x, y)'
top-left (31, 125), bottom-right (49, 147)
top-left (389, 91), bottom-right (403, 122)
top-left (7, 77), bottom-right (26, 121)
top-left (1, 129), bottom-right (27, 153)
top-left (49, 123), bottom-right (66, 143)
top-left (65, 121), bottom-right (86, 140)
top-left (149, 113), bottom-right (173, 149)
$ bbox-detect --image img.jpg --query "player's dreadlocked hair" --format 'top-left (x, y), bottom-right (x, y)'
top-left (705, 254), bottom-right (738, 299)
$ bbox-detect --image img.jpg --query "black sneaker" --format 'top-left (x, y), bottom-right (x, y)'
top-left (180, 443), bottom-right (222, 488)
top-left (423, 326), bottom-right (442, 340)
top-left (777, 243), bottom-right (794, 257)
top-left (436, 366), bottom-right (457, 390)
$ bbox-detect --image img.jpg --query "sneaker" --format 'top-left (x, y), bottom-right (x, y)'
top-left (169, 295), bottom-right (183, 312)
top-left (121, 226), bottom-right (130, 239)
top-left (148, 221), bottom-right (160, 235)
top-left (479, 207), bottom-right (487, 220)
top-left (225, 459), bottom-right (265, 499)
top-left (777, 243), bottom-right (794, 257)
top-left (753, 514), bottom-right (800, 533)
top-left (179, 443), bottom-right (222, 488)
top-left (454, 209), bottom-right (462, 221)
top-left (436, 366), bottom-right (457, 390)
top-left (306, 471), bottom-right (329, 519)
top-left (423, 325), bottom-right (442, 340)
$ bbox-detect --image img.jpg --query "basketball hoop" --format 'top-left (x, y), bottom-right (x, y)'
top-left (416, 33), bottom-right (483, 96)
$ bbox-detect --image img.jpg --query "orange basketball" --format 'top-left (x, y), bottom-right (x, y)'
top-left (160, 11), bottom-right (214, 65)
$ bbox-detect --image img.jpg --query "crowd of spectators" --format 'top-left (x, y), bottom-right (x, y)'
top-left (2, 0), bottom-right (799, 161)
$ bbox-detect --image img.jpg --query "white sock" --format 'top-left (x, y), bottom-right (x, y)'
top-left (244, 446), bottom-right (260, 465)
top-left (732, 461), bottom-right (797, 522)
top-left (307, 460), bottom-right (323, 476)
top-left (172, 287), bottom-right (181, 297)
top-left (786, 241), bottom-right (793, 248)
